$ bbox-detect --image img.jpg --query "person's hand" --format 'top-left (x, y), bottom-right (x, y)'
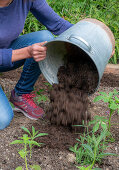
top-left (28, 41), bottom-right (47, 62)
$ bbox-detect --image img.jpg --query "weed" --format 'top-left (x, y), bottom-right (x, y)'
top-left (10, 126), bottom-right (48, 170)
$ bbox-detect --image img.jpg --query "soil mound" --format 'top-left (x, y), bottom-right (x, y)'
top-left (47, 47), bottom-right (98, 129)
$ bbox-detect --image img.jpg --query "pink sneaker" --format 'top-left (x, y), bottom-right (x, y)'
top-left (10, 90), bottom-right (45, 120)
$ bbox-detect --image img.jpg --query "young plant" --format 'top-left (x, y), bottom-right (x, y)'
top-left (94, 89), bottom-right (119, 132)
top-left (37, 89), bottom-right (45, 95)
top-left (70, 117), bottom-right (116, 170)
top-left (89, 115), bottom-right (108, 133)
top-left (37, 94), bottom-right (49, 103)
top-left (11, 126), bottom-right (48, 170)
top-left (44, 82), bottom-right (52, 90)
top-left (37, 89), bottom-right (49, 104)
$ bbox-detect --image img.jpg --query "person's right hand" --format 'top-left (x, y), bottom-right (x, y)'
top-left (28, 41), bottom-right (47, 62)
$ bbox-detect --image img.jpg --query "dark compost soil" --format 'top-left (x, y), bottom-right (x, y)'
top-left (0, 64), bottom-right (119, 170)
top-left (47, 48), bottom-right (99, 128)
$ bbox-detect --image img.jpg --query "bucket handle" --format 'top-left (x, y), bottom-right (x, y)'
top-left (68, 34), bottom-right (91, 52)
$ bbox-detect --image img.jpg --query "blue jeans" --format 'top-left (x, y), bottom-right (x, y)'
top-left (0, 30), bottom-right (54, 130)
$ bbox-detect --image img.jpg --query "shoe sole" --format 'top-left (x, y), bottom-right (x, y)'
top-left (13, 107), bottom-right (38, 120)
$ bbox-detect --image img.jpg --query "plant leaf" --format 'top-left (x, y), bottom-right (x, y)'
top-left (93, 95), bottom-right (105, 102)
top-left (28, 140), bottom-right (41, 147)
top-left (10, 140), bottom-right (24, 145)
top-left (101, 122), bottom-right (107, 130)
top-left (76, 166), bottom-right (86, 170)
top-left (21, 126), bottom-right (31, 136)
top-left (97, 152), bottom-right (117, 158)
top-left (15, 166), bottom-right (23, 170)
top-left (103, 97), bottom-right (110, 102)
top-left (115, 96), bottom-right (119, 103)
top-left (37, 89), bottom-right (44, 95)
top-left (81, 144), bottom-right (94, 158)
top-left (44, 82), bottom-right (52, 87)
top-left (96, 130), bottom-right (107, 146)
top-left (99, 92), bottom-right (107, 96)
top-left (113, 89), bottom-right (118, 95)
top-left (118, 109), bottom-right (119, 115)
top-left (32, 126), bottom-right (36, 137)
top-left (21, 134), bottom-right (30, 143)
top-left (18, 149), bottom-right (27, 159)
top-left (37, 95), bottom-right (49, 103)
top-left (30, 165), bottom-right (41, 170)
top-left (109, 102), bottom-right (118, 110)
top-left (34, 133), bottom-right (48, 139)
top-left (93, 122), bottom-right (100, 133)
top-left (109, 92), bottom-right (113, 97)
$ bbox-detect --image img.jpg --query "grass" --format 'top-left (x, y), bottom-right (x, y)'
top-left (23, 0), bottom-right (119, 63)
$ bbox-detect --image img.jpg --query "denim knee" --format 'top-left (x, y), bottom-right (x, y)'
top-left (10, 30), bottom-right (54, 50)
top-left (37, 30), bottom-right (54, 42)
top-left (0, 88), bottom-right (14, 130)
top-left (29, 30), bottom-right (54, 43)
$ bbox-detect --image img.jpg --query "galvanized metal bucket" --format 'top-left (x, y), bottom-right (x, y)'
top-left (38, 18), bottom-right (115, 94)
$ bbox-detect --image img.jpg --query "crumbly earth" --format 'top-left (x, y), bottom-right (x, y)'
top-left (0, 68), bottom-right (119, 170)
top-left (47, 49), bottom-right (98, 128)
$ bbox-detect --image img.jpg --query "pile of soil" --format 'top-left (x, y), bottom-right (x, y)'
top-left (47, 47), bottom-right (98, 129)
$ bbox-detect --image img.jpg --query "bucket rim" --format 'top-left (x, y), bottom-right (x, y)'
top-left (44, 39), bottom-right (100, 95)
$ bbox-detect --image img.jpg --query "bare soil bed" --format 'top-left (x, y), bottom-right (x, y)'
top-left (0, 67), bottom-right (119, 170)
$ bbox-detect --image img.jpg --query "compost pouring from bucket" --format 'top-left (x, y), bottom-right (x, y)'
top-left (38, 18), bottom-right (115, 94)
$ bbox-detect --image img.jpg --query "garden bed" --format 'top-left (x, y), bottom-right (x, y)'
top-left (0, 64), bottom-right (119, 170)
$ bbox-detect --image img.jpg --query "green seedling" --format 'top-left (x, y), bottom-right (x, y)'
top-left (94, 89), bottom-right (119, 132)
top-left (37, 89), bottom-right (45, 95)
top-left (37, 94), bottom-right (49, 103)
top-left (37, 89), bottom-right (49, 104)
top-left (44, 82), bottom-right (52, 88)
top-left (89, 115), bottom-right (108, 133)
top-left (89, 116), bottom-right (115, 143)
top-left (11, 126), bottom-right (48, 170)
top-left (70, 117), bottom-right (117, 169)
top-left (70, 131), bottom-right (110, 167)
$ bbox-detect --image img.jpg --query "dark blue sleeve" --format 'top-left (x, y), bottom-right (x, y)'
top-left (0, 49), bottom-right (14, 67)
top-left (30, 0), bottom-right (73, 35)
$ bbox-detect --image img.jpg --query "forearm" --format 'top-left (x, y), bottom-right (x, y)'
top-left (0, 42), bottom-right (46, 67)
top-left (12, 47), bottom-right (30, 62)
top-left (12, 41), bottom-right (47, 63)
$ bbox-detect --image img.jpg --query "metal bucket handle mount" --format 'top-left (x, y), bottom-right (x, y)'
top-left (67, 34), bottom-right (91, 53)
